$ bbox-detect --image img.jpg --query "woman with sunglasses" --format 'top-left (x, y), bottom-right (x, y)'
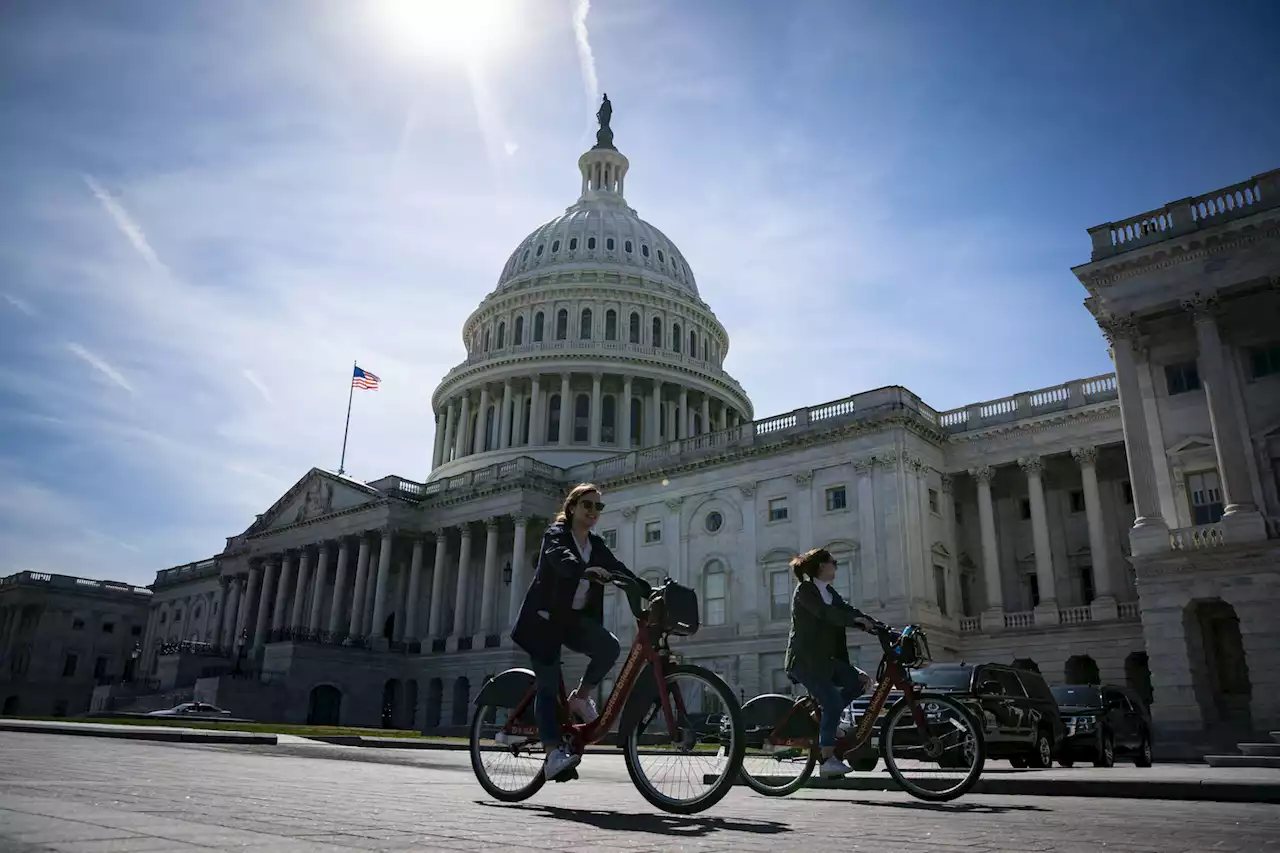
top-left (510, 482), bottom-right (649, 780)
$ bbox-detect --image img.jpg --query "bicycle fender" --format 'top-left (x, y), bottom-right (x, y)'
top-left (474, 668), bottom-right (536, 708)
top-left (616, 662), bottom-right (659, 742)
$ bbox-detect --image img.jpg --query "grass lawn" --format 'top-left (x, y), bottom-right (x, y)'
top-left (3, 715), bottom-right (466, 740)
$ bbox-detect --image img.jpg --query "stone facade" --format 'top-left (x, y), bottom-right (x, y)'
top-left (0, 571), bottom-right (151, 717)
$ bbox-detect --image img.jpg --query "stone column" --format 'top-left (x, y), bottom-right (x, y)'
top-left (679, 387), bottom-right (690, 439)
top-left (506, 517), bottom-right (530, 628)
top-left (370, 529), bottom-right (395, 643)
top-left (651, 380), bottom-right (663, 445)
top-left (451, 525), bottom-right (474, 641)
top-left (392, 557), bottom-right (409, 642)
top-left (217, 577), bottom-right (236, 648)
top-left (252, 558), bottom-right (277, 649)
top-left (513, 389), bottom-right (526, 445)
top-left (431, 411), bottom-right (446, 469)
top-left (404, 537), bottom-right (425, 642)
top-left (854, 460), bottom-right (879, 605)
top-left (940, 475), bottom-right (961, 618)
top-left (269, 551), bottom-right (296, 635)
top-left (701, 395), bottom-right (711, 435)
top-left (453, 393), bottom-right (471, 460)
top-left (478, 517), bottom-right (502, 638)
top-left (969, 466), bottom-right (1004, 628)
top-left (1186, 296), bottom-right (1266, 539)
top-left (238, 567), bottom-right (260, 650)
top-left (1072, 447), bottom-right (1117, 619)
top-left (441, 400), bottom-right (457, 465)
top-left (1020, 456), bottom-right (1058, 624)
top-left (473, 386), bottom-right (491, 454)
top-left (1100, 318), bottom-right (1168, 553)
top-left (529, 376), bottom-right (542, 445)
top-left (362, 541), bottom-right (380, 632)
top-left (718, 404), bottom-right (728, 431)
top-left (558, 373), bottom-right (572, 445)
top-left (288, 549), bottom-right (312, 631)
top-left (308, 543), bottom-right (331, 632)
top-left (498, 380), bottom-right (514, 449)
top-left (428, 530), bottom-right (450, 639)
top-left (621, 376), bottom-right (633, 449)
top-left (327, 539), bottom-right (351, 635)
top-left (589, 372), bottom-right (603, 445)
top-left (348, 536), bottom-right (372, 637)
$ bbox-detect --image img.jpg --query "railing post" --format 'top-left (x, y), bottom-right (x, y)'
top-left (626, 451), bottom-right (637, 473)
top-left (793, 408), bottom-right (809, 428)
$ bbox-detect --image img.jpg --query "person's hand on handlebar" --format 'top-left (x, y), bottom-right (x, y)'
top-left (585, 566), bottom-right (612, 583)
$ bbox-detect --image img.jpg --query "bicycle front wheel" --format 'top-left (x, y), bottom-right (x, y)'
top-left (739, 694), bottom-right (819, 797)
top-left (622, 663), bottom-right (745, 814)
top-left (878, 693), bottom-right (985, 802)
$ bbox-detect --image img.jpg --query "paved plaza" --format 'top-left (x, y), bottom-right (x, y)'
top-left (1, 733), bottom-right (1279, 852)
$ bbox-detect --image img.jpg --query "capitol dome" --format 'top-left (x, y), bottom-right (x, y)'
top-left (426, 96), bottom-right (753, 481)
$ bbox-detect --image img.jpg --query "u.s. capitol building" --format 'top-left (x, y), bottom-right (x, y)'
top-left (12, 110), bottom-right (1276, 753)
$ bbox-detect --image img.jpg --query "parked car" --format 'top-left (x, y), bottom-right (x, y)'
top-left (842, 661), bottom-right (1066, 770)
top-left (146, 702), bottom-right (232, 718)
top-left (1052, 684), bottom-right (1153, 768)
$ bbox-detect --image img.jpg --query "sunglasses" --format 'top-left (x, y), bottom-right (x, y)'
top-left (577, 500), bottom-right (606, 512)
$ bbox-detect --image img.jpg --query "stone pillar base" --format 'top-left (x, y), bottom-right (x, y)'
top-left (1129, 520), bottom-right (1171, 557)
top-left (1089, 596), bottom-right (1119, 622)
top-left (1221, 509), bottom-right (1268, 544)
top-left (1034, 602), bottom-right (1061, 627)
top-left (979, 608), bottom-right (1005, 632)
top-left (370, 637), bottom-right (390, 652)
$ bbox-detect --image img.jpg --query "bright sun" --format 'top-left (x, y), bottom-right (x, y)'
top-left (371, 0), bottom-right (516, 63)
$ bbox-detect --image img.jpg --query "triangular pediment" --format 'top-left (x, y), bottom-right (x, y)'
top-left (1166, 435), bottom-right (1215, 456)
top-left (245, 468), bottom-right (386, 536)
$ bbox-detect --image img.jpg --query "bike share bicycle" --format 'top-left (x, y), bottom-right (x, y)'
top-left (470, 572), bottom-right (747, 815)
top-left (738, 622), bottom-right (985, 801)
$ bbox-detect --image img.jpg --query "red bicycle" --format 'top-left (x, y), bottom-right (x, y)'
top-left (469, 574), bottom-right (746, 815)
top-left (739, 623), bottom-right (985, 801)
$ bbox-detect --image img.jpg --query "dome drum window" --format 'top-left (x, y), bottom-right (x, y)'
top-left (587, 237), bottom-right (597, 250)
top-left (641, 244), bottom-right (650, 258)
top-left (551, 240), bottom-right (561, 253)
top-left (657, 249), bottom-right (665, 263)
top-left (536, 244), bottom-right (544, 257)
top-left (569, 237), bottom-right (578, 251)
top-left (705, 511), bottom-right (724, 533)
top-left (624, 240), bottom-right (633, 254)
top-left (606, 237), bottom-right (615, 251)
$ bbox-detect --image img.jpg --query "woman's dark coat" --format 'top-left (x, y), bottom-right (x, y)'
top-left (783, 579), bottom-right (873, 679)
top-left (510, 521), bottom-right (641, 665)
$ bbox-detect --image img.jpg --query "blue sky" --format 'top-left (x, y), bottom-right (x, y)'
top-left (2, 0), bottom-right (1277, 585)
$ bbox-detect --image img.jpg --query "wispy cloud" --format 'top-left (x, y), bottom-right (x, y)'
top-left (242, 369), bottom-right (274, 405)
top-left (66, 342), bottom-right (134, 394)
top-left (571, 0), bottom-right (599, 112)
top-left (2, 293), bottom-right (37, 316)
top-left (82, 173), bottom-right (168, 276)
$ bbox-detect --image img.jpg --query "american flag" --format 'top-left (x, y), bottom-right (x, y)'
top-left (352, 366), bottom-right (381, 390)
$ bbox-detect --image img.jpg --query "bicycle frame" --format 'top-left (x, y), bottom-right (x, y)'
top-left (495, 594), bottom-right (685, 750)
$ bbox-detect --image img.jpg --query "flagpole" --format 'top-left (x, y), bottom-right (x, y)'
top-left (338, 360), bottom-right (356, 476)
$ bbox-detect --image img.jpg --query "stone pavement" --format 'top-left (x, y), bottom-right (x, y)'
top-left (1, 733), bottom-right (1279, 853)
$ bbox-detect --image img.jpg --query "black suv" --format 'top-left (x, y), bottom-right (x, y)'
top-left (1052, 684), bottom-right (1154, 768)
top-left (843, 662), bottom-right (1066, 769)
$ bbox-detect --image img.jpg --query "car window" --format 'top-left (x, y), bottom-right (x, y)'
top-left (1016, 671), bottom-right (1055, 702)
top-left (910, 667), bottom-right (974, 691)
top-left (993, 669), bottom-right (1026, 697)
top-left (1052, 685), bottom-right (1102, 706)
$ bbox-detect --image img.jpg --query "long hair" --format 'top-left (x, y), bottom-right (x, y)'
top-left (790, 547), bottom-right (832, 583)
top-left (555, 483), bottom-right (602, 525)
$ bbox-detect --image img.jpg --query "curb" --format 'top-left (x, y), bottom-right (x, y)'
top-left (0, 720), bottom-right (277, 746)
top-left (708, 773), bottom-right (1280, 804)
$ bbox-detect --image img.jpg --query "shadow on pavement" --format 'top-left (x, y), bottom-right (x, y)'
top-left (803, 797), bottom-right (1050, 814)
top-left (479, 802), bottom-right (793, 837)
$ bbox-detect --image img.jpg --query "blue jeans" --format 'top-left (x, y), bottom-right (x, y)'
top-left (530, 612), bottom-right (620, 747)
top-left (791, 660), bottom-right (869, 748)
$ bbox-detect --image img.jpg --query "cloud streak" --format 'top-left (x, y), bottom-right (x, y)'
top-left (66, 342), bottom-right (134, 393)
top-left (242, 369), bottom-right (274, 405)
top-left (3, 293), bottom-right (37, 316)
top-left (82, 173), bottom-right (169, 276)
top-left (571, 0), bottom-right (599, 113)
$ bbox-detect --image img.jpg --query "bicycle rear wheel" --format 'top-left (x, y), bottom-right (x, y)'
top-left (739, 694), bottom-right (819, 796)
top-left (878, 693), bottom-right (984, 802)
top-left (470, 702), bottom-right (547, 802)
top-left (622, 663), bottom-right (744, 814)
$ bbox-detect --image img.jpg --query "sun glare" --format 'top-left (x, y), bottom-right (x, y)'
top-left (372, 0), bottom-right (517, 63)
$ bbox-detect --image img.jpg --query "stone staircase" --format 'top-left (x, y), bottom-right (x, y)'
top-left (1205, 731), bottom-right (1280, 769)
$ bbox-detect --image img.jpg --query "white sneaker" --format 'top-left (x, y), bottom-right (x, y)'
top-left (819, 757), bottom-right (854, 778)
top-left (568, 692), bottom-right (598, 724)
top-left (544, 746), bottom-right (581, 779)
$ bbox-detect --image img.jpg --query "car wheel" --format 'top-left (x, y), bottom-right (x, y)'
top-left (1135, 733), bottom-right (1153, 768)
top-left (1027, 730), bottom-right (1053, 769)
top-left (1093, 733), bottom-right (1115, 768)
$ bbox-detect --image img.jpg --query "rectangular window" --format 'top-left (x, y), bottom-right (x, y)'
top-left (960, 572), bottom-right (974, 617)
top-left (1019, 498), bottom-right (1032, 520)
top-left (933, 565), bottom-right (948, 616)
top-left (1122, 481), bottom-right (1133, 505)
top-left (1080, 565), bottom-right (1095, 605)
top-left (768, 497), bottom-right (789, 522)
top-left (769, 570), bottom-right (791, 621)
top-left (824, 486), bottom-right (847, 511)
top-left (704, 571), bottom-right (726, 626)
top-left (1187, 470), bottom-right (1225, 525)
top-left (1025, 574), bottom-right (1040, 609)
top-left (643, 520), bottom-right (662, 544)
top-left (1069, 490), bottom-right (1086, 513)
top-left (1247, 343), bottom-right (1280, 379)
top-left (928, 489), bottom-right (940, 514)
top-left (62, 653), bottom-right (77, 678)
top-left (102, 622), bottom-right (114, 634)
top-left (1165, 361), bottom-right (1201, 395)
top-left (600, 529), bottom-right (618, 549)
top-left (954, 502), bottom-right (962, 524)
top-left (93, 656), bottom-right (108, 679)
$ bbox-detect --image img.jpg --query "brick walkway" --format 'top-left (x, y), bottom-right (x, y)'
top-left (1, 732), bottom-right (1277, 852)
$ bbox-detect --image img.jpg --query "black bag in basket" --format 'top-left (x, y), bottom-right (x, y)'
top-left (653, 579), bottom-right (700, 636)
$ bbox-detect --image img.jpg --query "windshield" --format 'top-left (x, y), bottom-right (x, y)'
top-left (909, 667), bottom-right (972, 691)
top-left (1052, 685), bottom-right (1102, 706)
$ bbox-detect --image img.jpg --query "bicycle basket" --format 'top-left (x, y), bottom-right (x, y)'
top-left (650, 579), bottom-right (700, 637)
top-left (895, 626), bottom-right (932, 668)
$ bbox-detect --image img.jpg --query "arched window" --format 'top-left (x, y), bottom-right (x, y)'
top-left (629, 397), bottom-right (643, 448)
top-left (624, 240), bottom-right (633, 253)
top-left (569, 237), bottom-right (578, 251)
top-left (547, 394), bottom-right (561, 443)
top-left (551, 239), bottom-right (560, 253)
top-left (573, 394), bottom-right (590, 443)
top-left (693, 413), bottom-right (703, 435)
top-left (513, 315), bottom-right (524, 346)
top-left (704, 559), bottom-right (727, 626)
top-left (602, 395), bottom-right (616, 444)
top-left (535, 244), bottom-right (544, 257)
top-left (689, 330), bottom-right (697, 358)
top-left (629, 312), bottom-right (641, 344)
top-left (672, 322), bottom-right (682, 353)
top-left (641, 244), bottom-right (650, 257)
top-left (533, 312), bottom-right (544, 342)
top-left (606, 237), bottom-right (615, 251)
top-left (555, 309), bottom-right (568, 340)
top-left (521, 398), bottom-right (532, 446)
top-left (605, 309), bottom-right (617, 341)
top-left (483, 328), bottom-right (491, 351)
top-left (580, 308), bottom-right (592, 340)
top-left (484, 406), bottom-right (496, 451)
top-left (651, 317), bottom-right (662, 348)
top-left (496, 322), bottom-right (506, 349)
top-left (587, 236), bottom-right (596, 250)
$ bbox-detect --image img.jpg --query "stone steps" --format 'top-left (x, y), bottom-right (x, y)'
top-left (1204, 754), bottom-right (1280, 769)
top-left (1271, 731), bottom-right (1280, 745)
top-left (1240, 743), bottom-right (1280, 757)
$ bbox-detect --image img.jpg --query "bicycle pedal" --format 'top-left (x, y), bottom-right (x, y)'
top-left (552, 766), bottom-right (579, 783)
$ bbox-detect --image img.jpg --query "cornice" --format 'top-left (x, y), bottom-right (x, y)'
top-left (246, 498), bottom-right (393, 542)
top-left (1078, 220), bottom-right (1280, 290)
top-left (945, 402), bottom-right (1120, 443)
top-left (1134, 543), bottom-right (1280, 577)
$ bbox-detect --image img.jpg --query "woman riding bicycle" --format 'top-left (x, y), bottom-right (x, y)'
top-left (785, 547), bottom-right (879, 778)
top-left (510, 482), bottom-right (648, 780)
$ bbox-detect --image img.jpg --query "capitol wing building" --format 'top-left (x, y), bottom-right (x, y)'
top-left (5, 115), bottom-right (1277, 754)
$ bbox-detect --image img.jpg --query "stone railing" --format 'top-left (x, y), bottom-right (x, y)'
top-left (154, 559), bottom-right (220, 587)
top-left (1169, 523), bottom-right (1224, 550)
top-left (1003, 610), bottom-right (1035, 629)
top-left (958, 616), bottom-right (980, 634)
top-left (1087, 168), bottom-right (1280, 261)
top-left (418, 455), bottom-right (568, 502)
top-left (1059, 605), bottom-right (1093, 625)
top-left (937, 374), bottom-right (1118, 433)
top-left (1118, 601), bottom-right (1140, 620)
